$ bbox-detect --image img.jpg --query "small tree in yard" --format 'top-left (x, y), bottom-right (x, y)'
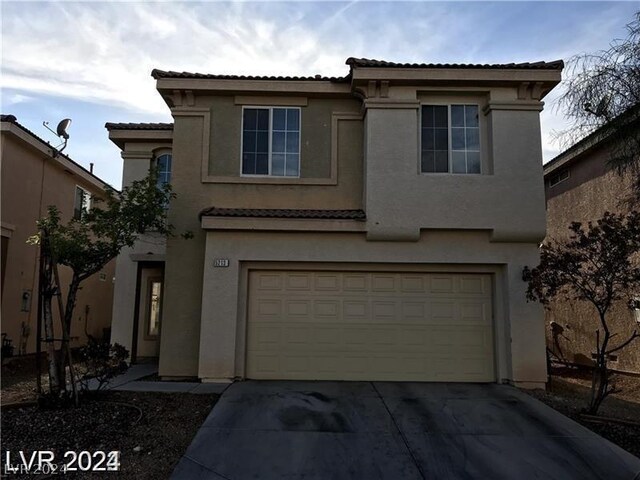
top-left (523, 211), bottom-right (640, 415)
top-left (30, 169), bottom-right (186, 405)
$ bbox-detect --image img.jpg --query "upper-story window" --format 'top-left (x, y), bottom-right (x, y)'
top-left (421, 104), bottom-right (480, 174)
top-left (241, 107), bottom-right (300, 177)
top-left (548, 168), bottom-right (569, 187)
top-left (73, 186), bottom-right (91, 220)
top-left (155, 153), bottom-right (172, 188)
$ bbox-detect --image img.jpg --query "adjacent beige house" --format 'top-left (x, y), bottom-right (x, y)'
top-left (543, 120), bottom-right (640, 374)
top-left (108, 57), bottom-right (563, 387)
top-left (1, 114), bottom-right (116, 356)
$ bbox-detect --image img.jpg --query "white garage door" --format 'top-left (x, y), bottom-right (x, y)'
top-left (246, 270), bottom-right (494, 382)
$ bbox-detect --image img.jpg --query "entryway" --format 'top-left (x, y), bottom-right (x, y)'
top-left (133, 263), bottom-right (164, 362)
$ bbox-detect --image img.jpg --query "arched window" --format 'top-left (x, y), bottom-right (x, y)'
top-left (155, 153), bottom-right (172, 188)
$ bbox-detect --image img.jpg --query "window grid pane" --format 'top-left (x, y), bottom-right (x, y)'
top-left (271, 108), bottom-right (299, 177)
top-left (450, 105), bottom-right (480, 174)
top-left (242, 108), bottom-right (270, 175)
top-left (421, 106), bottom-right (449, 173)
top-left (242, 107), bottom-right (300, 177)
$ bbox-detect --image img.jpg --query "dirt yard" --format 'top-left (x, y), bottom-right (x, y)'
top-left (1, 358), bottom-right (217, 479)
top-left (527, 366), bottom-right (640, 458)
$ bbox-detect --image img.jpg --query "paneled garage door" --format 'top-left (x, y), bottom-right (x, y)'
top-left (246, 270), bottom-right (494, 382)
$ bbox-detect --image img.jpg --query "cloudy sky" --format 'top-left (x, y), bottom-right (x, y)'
top-left (2, 1), bottom-right (638, 188)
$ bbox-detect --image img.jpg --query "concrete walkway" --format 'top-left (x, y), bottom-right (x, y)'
top-left (172, 381), bottom-right (640, 480)
top-left (87, 363), bottom-right (228, 394)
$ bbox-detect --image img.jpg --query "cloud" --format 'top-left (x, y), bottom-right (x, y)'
top-left (5, 93), bottom-right (35, 105)
top-left (0, 3), bottom-right (340, 114)
top-left (2, 1), bottom-right (638, 170)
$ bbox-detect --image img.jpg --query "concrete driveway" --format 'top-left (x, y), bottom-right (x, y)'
top-left (172, 381), bottom-right (640, 480)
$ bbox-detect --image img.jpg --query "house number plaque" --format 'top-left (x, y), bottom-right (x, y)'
top-left (213, 258), bottom-right (230, 267)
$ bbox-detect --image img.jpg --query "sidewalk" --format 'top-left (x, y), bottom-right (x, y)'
top-left (89, 363), bottom-right (229, 394)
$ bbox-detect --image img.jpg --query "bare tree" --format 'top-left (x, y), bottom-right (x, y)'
top-left (523, 212), bottom-right (640, 415)
top-left (556, 11), bottom-right (640, 202)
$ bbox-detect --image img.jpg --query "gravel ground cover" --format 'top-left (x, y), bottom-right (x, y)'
top-left (526, 367), bottom-right (640, 458)
top-left (2, 359), bottom-right (217, 479)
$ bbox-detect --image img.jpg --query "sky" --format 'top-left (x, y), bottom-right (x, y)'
top-left (1, 1), bottom-right (638, 188)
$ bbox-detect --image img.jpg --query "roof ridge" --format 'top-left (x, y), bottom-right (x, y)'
top-left (345, 57), bottom-right (564, 70)
top-left (200, 206), bottom-right (366, 220)
top-left (150, 68), bottom-right (350, 82)
top-left (105, 122), bottom-right (174, 131)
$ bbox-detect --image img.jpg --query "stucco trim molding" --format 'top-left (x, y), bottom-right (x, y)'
top-left (168, 108), bottom-right (212, 185)
top-left (482, 101), bottom-right (544, 113)
top-left (1, 222), bottom-right (16, 238)
top-left (201, 217), bottom-right (367, 232)
top-left (129, 253), bottom-right (166, 262)
top-left (234, 96), bottom-right (308, 107)
top-left (363, 99), bottom-right (421, 110)
top-left (121, 151), bottom-right (154, 161)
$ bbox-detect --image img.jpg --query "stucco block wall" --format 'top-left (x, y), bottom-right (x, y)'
top-left (1, 131), bottom-right (115, 355)
top-left (544, 147), bottom-right (639, 372)
top-left (198, 230), bottom-right (546, 385)
top-left (158, 97), bottom-right (367, 377)
top-left (109, 145), bottom-right (168, 357)
top-left (363, 98), bottom-right (546, 242)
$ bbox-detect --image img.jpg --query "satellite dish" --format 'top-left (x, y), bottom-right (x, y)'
top-left (56, 118), bottom-right (71, 139)
top-left (42, 117), bottom-right (72, 157)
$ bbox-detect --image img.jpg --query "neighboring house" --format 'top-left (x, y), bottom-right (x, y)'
top-left (1, 114), bottom-right (116, 356)
top-left (543, 119), bottom-right (640, 374)
top-left (107, 57), bottom-right (562, 388)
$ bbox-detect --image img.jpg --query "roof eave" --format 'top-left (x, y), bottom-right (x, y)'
top-left (106, 128), bottom-right (173, 150)
top-left (153, 77), bottom-right (353, 103)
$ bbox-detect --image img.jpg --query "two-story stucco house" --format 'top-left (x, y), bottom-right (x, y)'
top-left (1, 114), bottom-right (116, 356)
top-left (107, 57), bottom-right (562, 388)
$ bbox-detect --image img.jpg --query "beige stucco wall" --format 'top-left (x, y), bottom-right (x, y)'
top-left (544, 145), bottom-right (639, 372)
top-left (109, 142), bottom-right (169, 358)
top-left (158, 96), bottom-right (366, 377)
top-left (364, 88), bottom-right (546, 241)
top-left (198, 230), bottom-right (546, 386)
top-left (1, 130), bottom-right (115, 355)
top-left (204, 96), bottom-right (359, 180)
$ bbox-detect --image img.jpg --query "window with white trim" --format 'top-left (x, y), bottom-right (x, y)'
top-left (421, 104), bottom-right (480, 174)
top-left (242, 107), bottom-right (300, 176)
top-left (73, 186), bottom-right (91, 220)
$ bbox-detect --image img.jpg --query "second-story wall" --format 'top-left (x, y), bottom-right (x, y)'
top-left (363, 86), bottom-right (547, 241)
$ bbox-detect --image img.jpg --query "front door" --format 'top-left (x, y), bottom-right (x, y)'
top-left (136, 266), bottom-right (164, 359)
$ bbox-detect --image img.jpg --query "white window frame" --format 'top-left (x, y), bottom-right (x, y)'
top-left (419, 103), bottom-right (482, 175)
top-left (73, 185), bottom-right (91, 220)
top-left (549, 169), bottom-right (570, 187)
top-left (240, 106), bottom-right (302, 178)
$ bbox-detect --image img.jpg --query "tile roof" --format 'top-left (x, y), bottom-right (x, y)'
top-left (105, 122), bottom-right (173, 131)
top-left (200, 207), bottom-right (366, 220)
top-left (346, 57), bottom-right (565, 70)
top-left (151, 69), bottom-right (349, 82)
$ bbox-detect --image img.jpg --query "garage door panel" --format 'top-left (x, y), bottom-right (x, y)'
top-left (246, 271), bottom-right (494, 382)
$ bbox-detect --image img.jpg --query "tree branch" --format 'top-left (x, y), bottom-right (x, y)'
top-left (605, 330), bottom-right (640, 355)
